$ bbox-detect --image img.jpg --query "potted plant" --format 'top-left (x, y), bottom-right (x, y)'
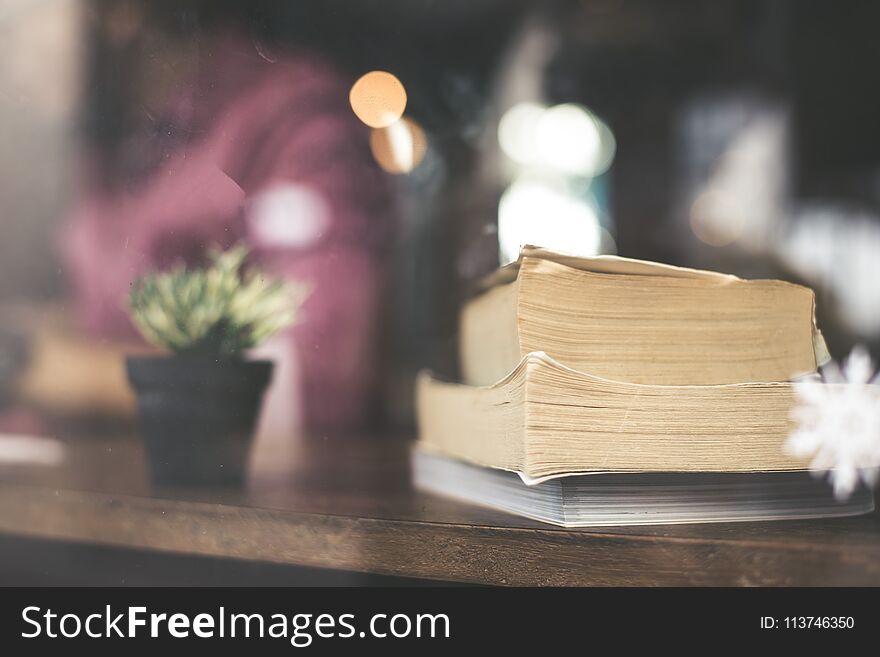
top-left (126, 245), bottom-right (305, 487)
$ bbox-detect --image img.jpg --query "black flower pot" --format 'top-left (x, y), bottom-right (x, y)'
top-left (126, 356), bottom-right (273, 487)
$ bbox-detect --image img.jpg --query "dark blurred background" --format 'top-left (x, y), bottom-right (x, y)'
top-left (2, 0), bottom-right (880, 433)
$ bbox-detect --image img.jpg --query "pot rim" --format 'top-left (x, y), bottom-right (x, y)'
top-left (126, 354), bottom-right (273, 365)
top-left (126, 354), bottom-right (274, 390)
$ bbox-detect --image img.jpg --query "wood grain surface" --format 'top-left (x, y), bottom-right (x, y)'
top-left (0, 432), bottom-right (878, 586)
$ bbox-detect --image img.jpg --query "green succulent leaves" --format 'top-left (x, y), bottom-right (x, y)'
top-left (128, 245), bottom-right (307, 356)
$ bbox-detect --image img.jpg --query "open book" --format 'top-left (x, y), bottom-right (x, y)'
top-left (460, 246), bottom-right (829, 387)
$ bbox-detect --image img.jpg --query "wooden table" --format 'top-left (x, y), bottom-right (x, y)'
top-left (0, 432), bottom-right (878, 586)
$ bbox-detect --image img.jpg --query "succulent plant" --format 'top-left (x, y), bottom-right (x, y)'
top-left (128, 245), bottom-right (307, 356)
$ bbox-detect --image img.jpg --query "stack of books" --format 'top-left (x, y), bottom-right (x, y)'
top-left (414, 246), bottom-right (875, 526)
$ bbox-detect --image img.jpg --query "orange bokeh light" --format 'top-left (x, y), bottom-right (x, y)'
top-left (369, 117), bottom-right (427, 174)
top-left (349, 71), bottom-right (407, 129)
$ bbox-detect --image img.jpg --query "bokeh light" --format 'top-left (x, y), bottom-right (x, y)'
top-left (536, 104), bottom-right (601, 175)
top-left (498, 102), bottom-right (546, 164)
top-left (498, 178), bottom-right (601, 264)
top-left (247, 184), bottom-right (330, 249)
top-left (349, 70), bottom-right (407, 129)
top-left (498, 102), bottom-right (616, 176)
top-left (689, 189), bottom-right (745, 247)
top-left (369, 117), bottom-right (427, 174)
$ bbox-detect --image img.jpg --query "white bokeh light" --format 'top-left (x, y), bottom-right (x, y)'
top-left (247, 184), bottom-right (330, 248)
top-left (498, 102), bottom-right (546, 165)
top-left (498, 178), bottom-right (601, 264)
top-left (498, 102), bottom-right (616, 176)
top-left (536, 104), bottom-right (600, 175)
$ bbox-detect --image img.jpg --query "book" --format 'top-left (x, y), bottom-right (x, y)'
top-left (417, 352), bottom-right (810, 481)
top-left (413, 450), bottom-right (875, 527)
top-left (460, 246), bottom-right (829, 387)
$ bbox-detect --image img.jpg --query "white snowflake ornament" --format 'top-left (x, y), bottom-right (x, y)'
top-left (786, 345), bottom-right (880, 501)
